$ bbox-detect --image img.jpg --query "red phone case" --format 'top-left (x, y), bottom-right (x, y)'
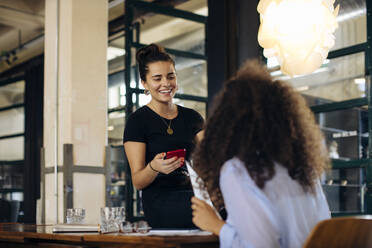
top-left (165, 149), bottom-right (186, 160)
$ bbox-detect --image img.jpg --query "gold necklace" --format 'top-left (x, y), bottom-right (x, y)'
top-left (148, 103), bottom-right (175, 135)
top-left (164, 119), bottom-right (174, 135)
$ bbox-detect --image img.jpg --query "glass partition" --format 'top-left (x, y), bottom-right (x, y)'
top-left (0, 79), bottom-right (25, 214)
top-left (108, 111), bottom-right (125, 145)
top-left (0, 81), bottom-right (24, 108)
top-left (315, 106), bottom-right (368, 160)
top-left (323, 167), bottom-right (366, 213)
top-left (268, 0), bottom-right (370, 216)
top-left (272, 52), bottom-right (366, 106)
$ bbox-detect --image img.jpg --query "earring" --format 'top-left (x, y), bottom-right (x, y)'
top-left (144, 89), bottom-right (150, 95)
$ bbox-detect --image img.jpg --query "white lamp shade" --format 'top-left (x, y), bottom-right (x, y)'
top-left (257, 0), bottom-right (339, 76)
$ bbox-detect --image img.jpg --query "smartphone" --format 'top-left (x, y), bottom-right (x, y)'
top-left (165, 148), bottom-right (186, 161)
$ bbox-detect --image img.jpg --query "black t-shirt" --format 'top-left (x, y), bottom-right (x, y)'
top-left (124, 105), bottom-right (203, 162)
top-left (124, 105), bottom-right (203, 187)
top-left (123, 105), bottom-right (204, 228)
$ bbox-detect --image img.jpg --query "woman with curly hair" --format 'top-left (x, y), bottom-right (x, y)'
top-left (191, 60), bottom-right (330, 247)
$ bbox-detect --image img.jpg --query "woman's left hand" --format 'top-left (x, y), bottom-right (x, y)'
top-left (191, 196), bottom-right (225, 235)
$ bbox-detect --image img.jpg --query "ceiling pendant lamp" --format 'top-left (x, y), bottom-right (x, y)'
top-left (257, 0), bottom-right (339, 76)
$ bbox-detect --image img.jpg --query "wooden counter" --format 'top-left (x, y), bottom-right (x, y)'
top-left (0, 223), bottom-right (219, 248)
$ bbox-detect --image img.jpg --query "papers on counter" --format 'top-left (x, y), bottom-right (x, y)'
top-left (52, 224), bottom-right (99, 233)
top-left (52, 225), bottom-right (212, 236)
top-left (121, 229), bottom-right (212, 236)
top-left (149, 229), bottom-right (212, 236)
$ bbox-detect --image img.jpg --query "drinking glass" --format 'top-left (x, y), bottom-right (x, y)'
top-left (133, 220), bottom-right (151, 233)
top-left (113, 207), bottom-right (126, 232)
top-left (66, 208), bottom-right (86, 224)
top-left (100, 207), bottom-right (120, 233)
top-left (120, 221), bottom-right (133, 233)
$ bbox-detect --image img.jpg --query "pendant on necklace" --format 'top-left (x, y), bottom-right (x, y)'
top-left (167, 127), bottom-right (174, 135)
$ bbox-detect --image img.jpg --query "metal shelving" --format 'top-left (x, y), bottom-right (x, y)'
top-left (308, 0), bottom-right (372, 215)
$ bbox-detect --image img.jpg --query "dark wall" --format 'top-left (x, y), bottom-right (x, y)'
top-left (24, 58), bottom-right (44, 223)
top-left (206, 0), bottom-right (226, 110)
top-left (207, 0), bottom-right (261, 111)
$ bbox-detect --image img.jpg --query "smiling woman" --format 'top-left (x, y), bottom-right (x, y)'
top-left (123, 44), bottom-right (204, 228)
top-left (144, 61), bottom-right (177, 103)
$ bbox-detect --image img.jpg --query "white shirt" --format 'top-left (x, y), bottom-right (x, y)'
top-left (219, 157), bottom-right (330, 248)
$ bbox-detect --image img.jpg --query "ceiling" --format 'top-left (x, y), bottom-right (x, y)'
top-left (0, 0), bottom-right (44, 73)
top-left (0, 0), bottom-right (207, 74)
top-left (0, 0), bottom-right (367, 74)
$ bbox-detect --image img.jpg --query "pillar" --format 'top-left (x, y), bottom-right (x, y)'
top-left (43, 0), bottom-right (107, 224)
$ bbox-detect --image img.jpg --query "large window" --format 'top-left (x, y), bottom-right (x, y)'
top-left (270, 0), bottom-right (370, 216)
top-left (0, 79), bottom-right (25, 221)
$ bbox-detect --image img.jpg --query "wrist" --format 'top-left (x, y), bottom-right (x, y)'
top-left (148, 161), bottom-right (159, 173)
top-left (212, 219), bottom-right (225, 236)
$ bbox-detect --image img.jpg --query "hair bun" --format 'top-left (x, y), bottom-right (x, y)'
top-left (136, 44), bottom-right (164, 64)
top-left (135, 43), bottom-right (175, 81)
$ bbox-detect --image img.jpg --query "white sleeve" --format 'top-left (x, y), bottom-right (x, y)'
top-left (314, 180), bottom-right (331, 219)
top-left (219, 160), bottom-right (282, 248)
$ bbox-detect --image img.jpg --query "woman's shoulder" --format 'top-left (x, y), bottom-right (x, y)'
top-left (123, 106), bottom-right (149, 142)
top-left (221, 157), bottom-right (245, 172)
top-left (177, 105), bottom-right (203, 120)
top-left (127, 106), bottom-right (149, 121)
top-left (178, 105), bottom-right (193, 114)
top-left (219, 158), bottom-right (264, 201)
top-left (221, 158), bottom-right (287, 179)
top-left (220, 157), bottom-right (252, 182)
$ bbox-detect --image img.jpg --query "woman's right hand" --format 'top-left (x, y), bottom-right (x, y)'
top-left (150, 152), bottom-right (184, 174)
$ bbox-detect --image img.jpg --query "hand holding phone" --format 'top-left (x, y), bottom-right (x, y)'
top-left (165, 149), bottom-right (186, 166)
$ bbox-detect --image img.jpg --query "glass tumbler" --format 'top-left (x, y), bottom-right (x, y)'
top-left (66, 208), bottom-right (86, 224)
top-left (120, 221), bottom-right (133, 233)
top-left (113, 207), bottom-right (126, 232)
top-left (100, 207), bottom-right (120, 233)
top-left (133, 220), bottom-right (151, 233)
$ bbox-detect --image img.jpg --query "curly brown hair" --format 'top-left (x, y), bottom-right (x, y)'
top-left (192, 60), bottom-right (330, 210)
